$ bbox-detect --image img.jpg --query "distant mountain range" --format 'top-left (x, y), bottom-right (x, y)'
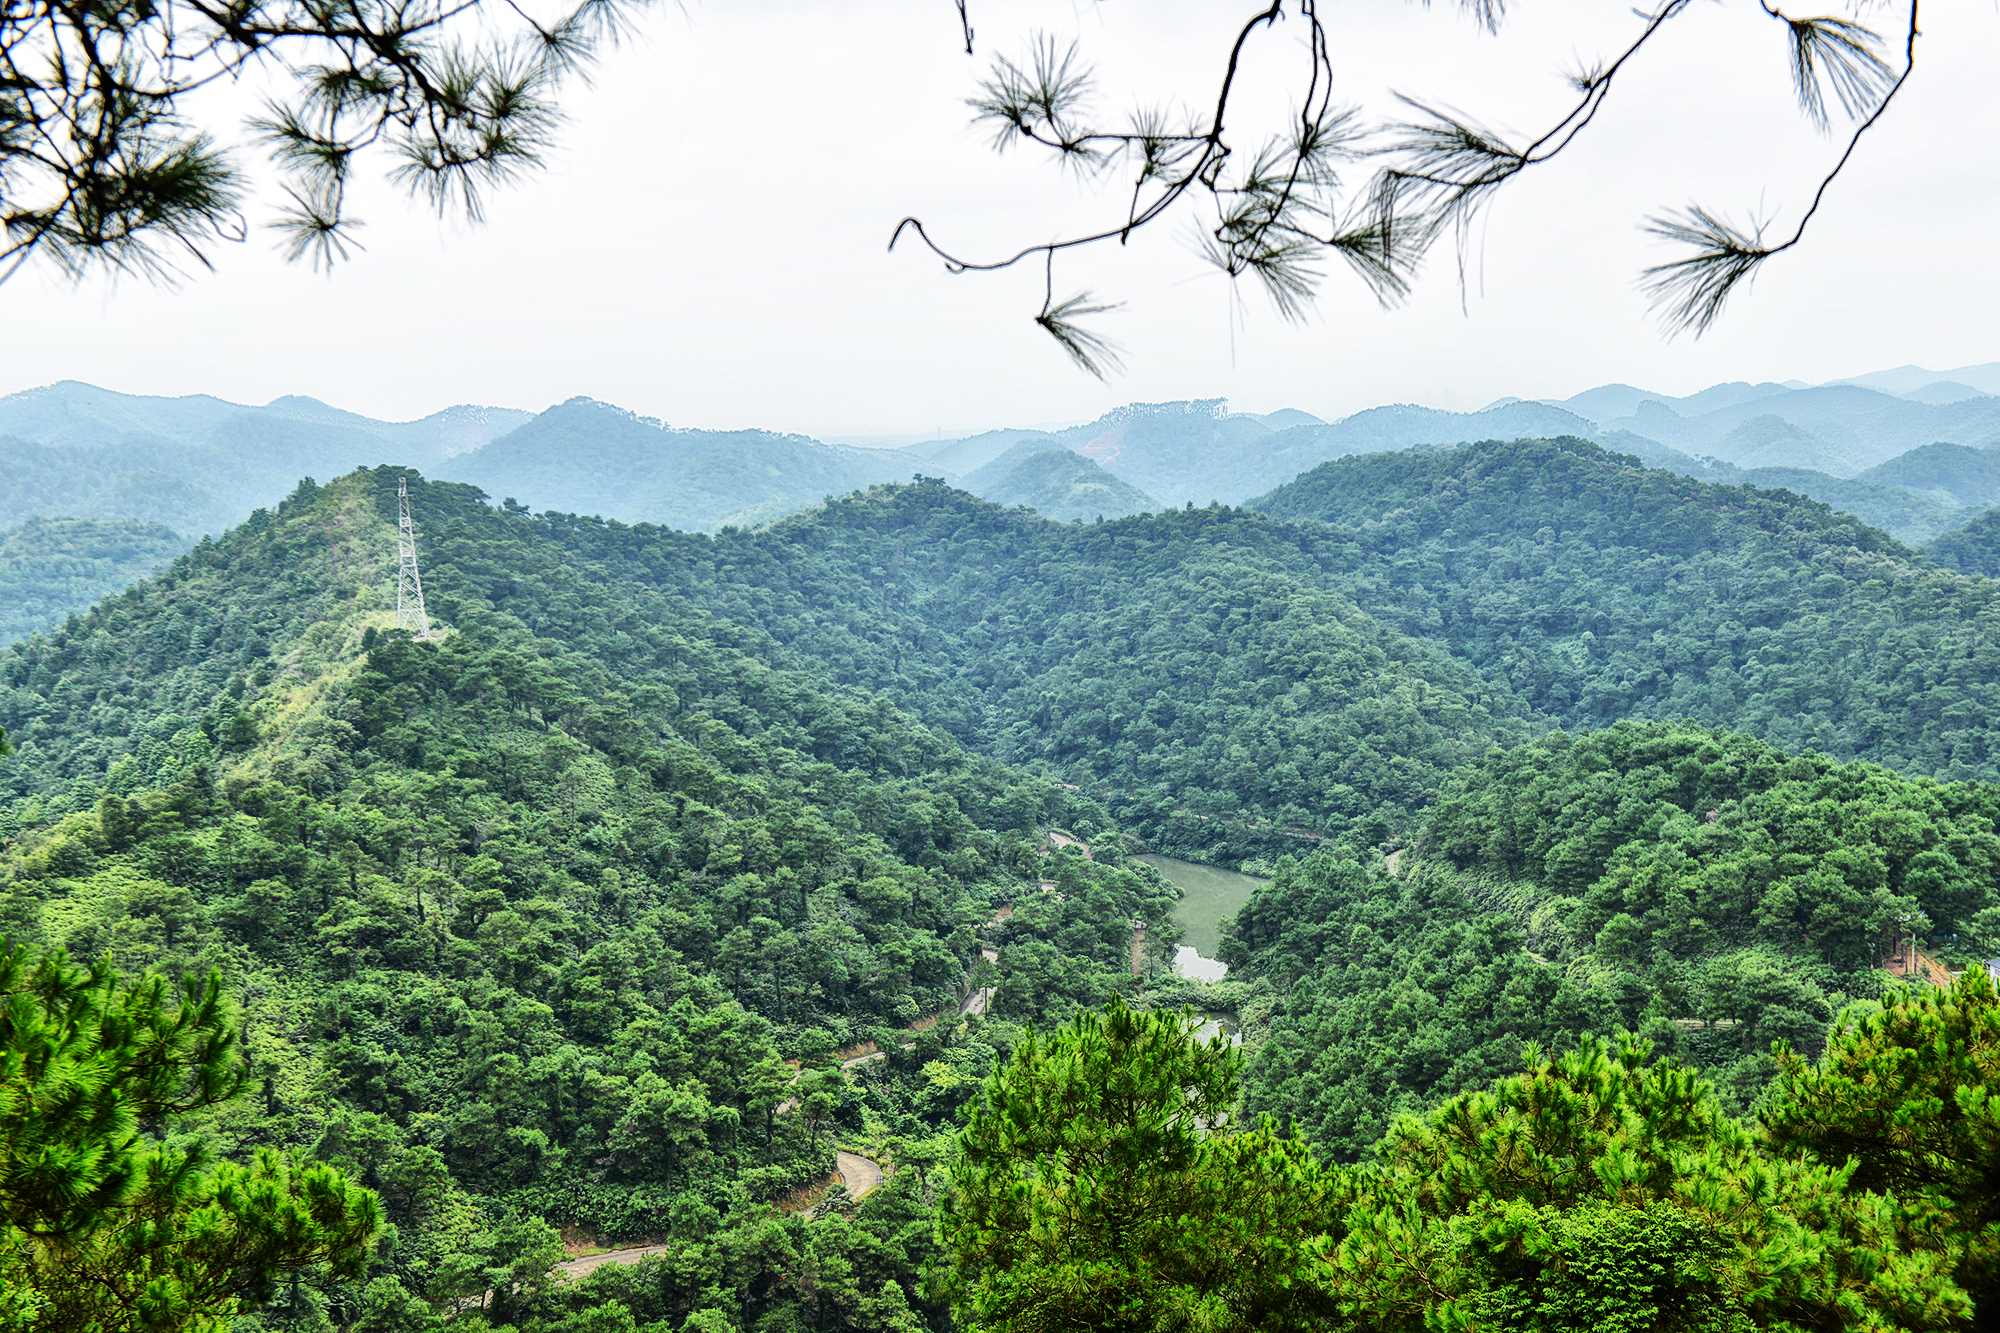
top-left (4, 361), bottom-right (2000, 639)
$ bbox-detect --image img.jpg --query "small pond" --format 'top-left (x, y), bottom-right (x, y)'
top-left (1137, 853), bottom-right (1269, 982)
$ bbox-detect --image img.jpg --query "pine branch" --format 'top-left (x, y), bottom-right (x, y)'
top-left (1036, 290), bottom-right (1124, 380)
top-left (1645, 0), bottom-right (1919, 334)
top-left (1770, 9), bottom-right (1895, 130)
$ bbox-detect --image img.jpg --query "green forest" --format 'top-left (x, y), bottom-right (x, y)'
top-left (8, 440), bottom-right (2000, 1331)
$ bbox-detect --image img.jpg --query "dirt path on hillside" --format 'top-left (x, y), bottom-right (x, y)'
top-left (554, 1241), bottom-right (673, 1281)
top-left (836, 1150), bottom-right (883, 1199)
top-left (1884, 942), bottom-right (1957, 988)
top-left (551, 1150), bottom-right (884, 1281)
top-left (961, 946), bottom-right (999, 1016)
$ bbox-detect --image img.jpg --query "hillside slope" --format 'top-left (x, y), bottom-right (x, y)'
top-left (962, 444), bottom-right (1157, 520)
top-left (499, 481), bottom-right (1533, 862)
top-left (1230, 723), bottom-right (2000, 1156)
top-left (443, 398), bottom-right (908, 530)
top-left (1925, 509), bottom-right (2000, 576)
top-left (0, 467), bottom-right (1182, 1325)
top-left (0, 517), bottom-right (191, 644)
top-left (1254, 436), bottom-right (2000, 779)
top-left (1858, 441), bottom-right (2000, 508)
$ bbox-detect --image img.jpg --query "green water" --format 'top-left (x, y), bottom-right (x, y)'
top-left (1138, 854), bottom-right (1268, 957)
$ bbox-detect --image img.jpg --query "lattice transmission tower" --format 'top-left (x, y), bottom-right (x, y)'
top-left (396, 477), bottom-right (434, 639)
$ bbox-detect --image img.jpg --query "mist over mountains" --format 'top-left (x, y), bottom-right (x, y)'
top-left (3, 361), bottom-right (1999, 640)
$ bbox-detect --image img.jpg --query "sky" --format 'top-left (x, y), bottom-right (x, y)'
top-left (5, 0), bottom-right (1997, 439)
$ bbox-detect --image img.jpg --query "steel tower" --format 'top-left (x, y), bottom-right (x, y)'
top-left (396, 477), bottom-right (433, 639)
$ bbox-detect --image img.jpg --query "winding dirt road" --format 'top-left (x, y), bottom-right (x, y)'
top-left (554, 1240), bottom-right (673, 1281)
top-left (549, 1151), bottom-right (885, 1282)
top-left (836, 1149), bottom-right (883, 1199)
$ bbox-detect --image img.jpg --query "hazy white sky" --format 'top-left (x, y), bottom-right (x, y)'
top-left (6, 0), bottom-right (1996, 437)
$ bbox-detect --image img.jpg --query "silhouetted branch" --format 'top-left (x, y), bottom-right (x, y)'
top-left (0, 0), bottom-right (654, 282)
top-left (1644, 0), bottom-right (1918, 334)
top-left (912, 0), bottom-right (1922, 371)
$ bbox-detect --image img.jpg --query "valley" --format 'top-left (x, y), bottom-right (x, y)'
top-left (7, 365), bottom-right (2000, 1332)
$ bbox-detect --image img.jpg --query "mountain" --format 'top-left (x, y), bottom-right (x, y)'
top-left (0, 380), bottom-right (532, 455)
top-left (1587, 385), bottom-right (2000, 476)
top-left (18, 374), bottom-right (2000, 563)
top-left (1829, 362), bottom-right (2000, 397)
top-left (442, 397), bottom-right (910, 530)
top-left (0, 381), bottom-right (251, 445)
top-left (1251, 408), bottom-right (1325, 428)
top-left (1230, 721), bottom-right (2000, 1157)
top-left (531, 478), bottom-right (1525, 862)
top-left (1576, 429), bottom-right (1983, 545)
top-left (1902, 381), bottom-right (1990, 405)
top-left (1924, 508), bottom-right (2000, 576)
top-left (1253, 435), bottom-right (2000, 778)
top-left (0, 467), bottom-right (1174, 1327)
top-left (1723, 466), bottom-right (1970, 545)
top-left (12, 455), bottom-right (2000, 1328)
top-left (1856, 441), bottom-right (2000, 508)
top-left (0, 434), bottom-right (235, 534)
top-left (1039, 399), bottom-right (1277, 505)
top-left (901, 428), bottom-right (1064, 474)
top-left (955, 398), bottom-right (1604, 510)
top-left (960, 443), bottom-right (1157, 520)
top-left (1585, 433), bottom-right (1973, 545)
top-left (0, 516), bottom-right (190, 643)
top-left (1716, 413), bottom-right (1852, 472)
top-left (0, 382), bottom-right (532, 537)
top-left (1552, 380), bottom-right (1794, 421)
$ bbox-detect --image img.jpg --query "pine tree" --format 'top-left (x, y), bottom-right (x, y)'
top-left (1763, 970), bottom-right (2000, 1328)
top-left (940, 996), bottom-right (1339, 1333)
top-left (0, 940), bottom-right (380, 1333)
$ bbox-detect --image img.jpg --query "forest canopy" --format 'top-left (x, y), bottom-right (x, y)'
top-left (5, 452), bottom-right (2000, 1330)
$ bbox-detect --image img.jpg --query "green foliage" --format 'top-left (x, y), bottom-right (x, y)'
top-left (0, 469), bottom-right (1169, 1330)
top-left (1234, 723), bottom-right (2000, 1151)
top-left (518, 478), bottom-right (1521, 859)
top-left (940, 1001), bottom-right (1977, 1332)
top-left (0, 516), bottom-right (191, 645)
top-left (11, 451), bottom-right (2000, 1331)
top-left (1860, 442), bottom-right (2000, 510)
top-left (1329, 1035), bottom-right (1967, 1331)
top-left (941, 997), bottom-right (1337, 1333)
top-left (0, 436), bottom-right (231, 536)
top-left (1924, 507), bottom-right (2000, 578)
top-left (1, 0), bottom-right (645, 277)
top-left (0, 943), bottom-right (241, 1236)
top-left (1255, 436), bottom-right (2000, 780)
top-left (0, 940), bottom-right (380, 1333)
top-left (1722, 465), bottom-right (1970, 546)
top-left (1762, 969), bottom-right (2000, 1314)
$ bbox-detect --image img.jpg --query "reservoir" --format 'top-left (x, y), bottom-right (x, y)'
top-left (1137, 854), bottom-right (1269, 982)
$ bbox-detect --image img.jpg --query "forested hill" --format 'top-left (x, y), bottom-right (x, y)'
top-left (0, 467), bottom-right (1185, 1325)
top-left (492, 480), bottom-right (1532, 861)
top-left (18, 462), bottom-right (2000, 1329)
top-left (0, 516), bottom-right (191, 643)
top-left (1926, 507), bottom-right (2000, 576)
top-left (1228, 721), bottom-right (2000, 1157)
top-left (1254, 436), bottom-right (2000, 779)
top-left (468, 446), bottom-right (2000, 867)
